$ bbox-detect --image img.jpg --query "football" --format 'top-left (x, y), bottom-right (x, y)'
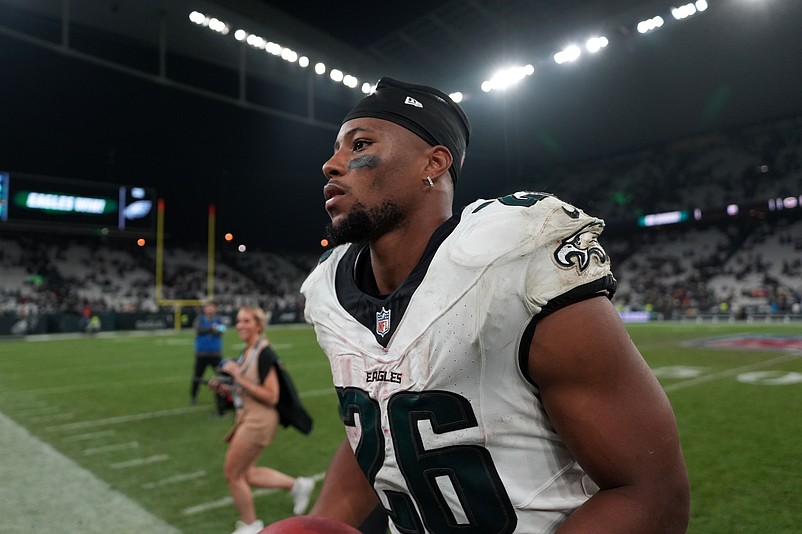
top-left (259, 516), bottom-right (361, 533)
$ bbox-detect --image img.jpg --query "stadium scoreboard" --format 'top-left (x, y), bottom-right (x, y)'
top-left (0, 172), bottom-right (155, 234)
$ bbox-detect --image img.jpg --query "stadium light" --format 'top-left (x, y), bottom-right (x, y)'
top-left (586, 36), bottom-right (609, 53)
top-left (673, 1), bottom-right (708, 20)
top-left (265, 41), bottom-right (281, 55)
top-left (189, 1), bottom-right (716, 99)
top-left (672, 4), bottom-right (696, 19)
top-left (343, 74), bottom-right (358, 88)
top-left (247, 34), bottom-right (265, 49)
top-left (481, 64), bottom-right (534, 92)
top-left (188, 12), bottom-right (229, 35)
top-left (208, 18), bottom-right (229, 35)
top-left (554, 45), bottom-right (581, 64)
top-left (637, 15), bottom-right (665, 33)
top-left (449, 92), bottom-right (464, 103)
top-left (190, 11), bottom-right (370, 92)
top-left (189, 11), bottom-right (206, 25)
top-left (281, 48), bottom-right (298, 62)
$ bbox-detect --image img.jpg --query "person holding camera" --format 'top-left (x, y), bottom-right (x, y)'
top-left (191, 301), bottom-right (225, 409)
top-left (209, 305), bottom-right (314, 534)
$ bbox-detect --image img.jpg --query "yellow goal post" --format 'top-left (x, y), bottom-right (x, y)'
top-left (155, 200), bottom-right (216, 331)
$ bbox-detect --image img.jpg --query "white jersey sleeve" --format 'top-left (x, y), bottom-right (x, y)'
top-left (452, 191), bottom-right (615, 318)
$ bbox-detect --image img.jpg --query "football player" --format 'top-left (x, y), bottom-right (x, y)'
top-left (300, 77), bottom-right (690, 533)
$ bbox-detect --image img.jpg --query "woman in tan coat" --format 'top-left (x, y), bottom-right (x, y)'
top-left (211, 305), bottom-right (314, 534)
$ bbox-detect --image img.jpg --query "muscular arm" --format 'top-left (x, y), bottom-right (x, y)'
top-left (530, 296), bottom-right (690, 533)
top-left (309, 439), bottom-right (380, 526)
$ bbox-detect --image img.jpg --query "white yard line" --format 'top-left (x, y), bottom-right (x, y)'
top-left (0, 411), bottom-right (179, 533)
top-left (110, 454), bottom-right (170, 469)
top-left (23, 330), bottom-right (178, 342)
top-left (62, 430), bottom-right (117, 442)
top-left (182, 472), bottom-right (326, 515)
top-left (83, 441), bottom-right (140, 455)
top-left (7, 372), bottom-right (327, 396)
top-left (9, 375), bottom-right (184, 395)
top-left (15, 405), bottom-right (61, 415)
top-left (663, 353), bottom-right (802, 392)
top-left (48, 405), bottom-right (207, 432)
top-left (142, 470), bottom-right (207, 489)
top-left (45, 390), bottom-right (331, 434)
top-left (182, 494), bottom-right (243, 516)
top-left (30, 412), bottom-right (75, 423)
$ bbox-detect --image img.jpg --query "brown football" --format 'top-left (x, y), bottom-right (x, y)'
top-left (259, 516), bottom-right (362, 534)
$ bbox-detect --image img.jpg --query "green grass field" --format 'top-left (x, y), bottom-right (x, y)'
top-left (1, 322), bottom-right (801, 533)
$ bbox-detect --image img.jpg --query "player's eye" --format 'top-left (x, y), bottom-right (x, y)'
top-left (353, 139), bottom-right (370, 151)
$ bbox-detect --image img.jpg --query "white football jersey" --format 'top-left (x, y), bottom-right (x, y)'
top-left (301, 192), bottom-right (616, 533)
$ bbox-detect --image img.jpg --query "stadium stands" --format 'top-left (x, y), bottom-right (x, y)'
top-left (1, 113), bottom-right (800, 333)
top-left (0, 230), bottom-right (317, 333)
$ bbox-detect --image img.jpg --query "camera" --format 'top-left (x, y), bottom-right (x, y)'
top-left (211, 371), bottom-right (235, 386)
top-left (198, 372), bottom-right (234, 386)
top-left (197, 367), bottom-right (237, 414)
top-left (199, 359), bottom-right (236, 389)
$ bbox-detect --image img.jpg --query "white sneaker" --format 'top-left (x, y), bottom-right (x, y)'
top-left (230, 519), bottom-right (264, 534)
top-left (290, 476), bottom-right (314, 515)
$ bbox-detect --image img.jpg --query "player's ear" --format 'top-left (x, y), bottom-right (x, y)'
top-left (425, 146), bottom-right (453, 181)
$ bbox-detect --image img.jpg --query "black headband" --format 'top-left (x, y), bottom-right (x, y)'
top-left (342, 77), bottom-right (471, 183)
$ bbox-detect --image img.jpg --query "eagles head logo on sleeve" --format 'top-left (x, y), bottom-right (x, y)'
top-left (554, 221), bottom-right (609, 272)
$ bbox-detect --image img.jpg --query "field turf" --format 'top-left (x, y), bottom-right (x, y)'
top-left (0, 322), bottom-right (800, 533)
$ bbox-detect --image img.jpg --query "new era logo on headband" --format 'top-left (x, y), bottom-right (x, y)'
top-left (404, 96), bottom-right (423, 108)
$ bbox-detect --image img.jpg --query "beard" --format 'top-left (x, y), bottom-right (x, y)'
top-left (326, 199), bottom-right (406, 245)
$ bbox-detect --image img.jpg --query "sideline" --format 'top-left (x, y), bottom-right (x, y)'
top-left (0, 411), bottom-right (180, 534)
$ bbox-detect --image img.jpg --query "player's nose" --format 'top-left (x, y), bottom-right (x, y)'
top-left (322, 150), bottom-right (347, 180)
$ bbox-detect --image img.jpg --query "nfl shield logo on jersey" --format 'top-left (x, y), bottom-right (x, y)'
top-left (375, 307), bottom-right (391, 338)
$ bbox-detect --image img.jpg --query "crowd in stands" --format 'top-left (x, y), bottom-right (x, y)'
top-left (1, 113), bottom-right (801, 326)
top-left (546, 114), bottom-right (802, 223)
top-left (610, 218), bottom-right (802, 320)
top-left (0, 232), bottom-right (318, 324)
